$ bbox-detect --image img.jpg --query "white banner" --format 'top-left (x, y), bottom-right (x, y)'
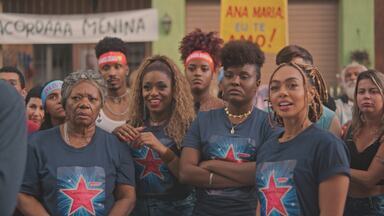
top-left (0, 9), bottom-right (158, 44)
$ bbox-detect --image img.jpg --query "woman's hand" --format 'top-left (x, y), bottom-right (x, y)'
top-left (133, 132), bottom-right (167, 155)
top-left (113, 124), bottom-right (144, 143)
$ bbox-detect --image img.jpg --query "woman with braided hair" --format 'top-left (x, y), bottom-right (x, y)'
top-left (255, 63), bottom-right (350, 215)
top-left (179, 28), bottom-right (225, 112)
top-left (113, 55), bottom-right (196, 215)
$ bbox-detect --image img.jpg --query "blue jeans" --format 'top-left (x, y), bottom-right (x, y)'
top-left (131, 194), bottom-right (195, 216)
top-left (344, 195), bottom-right (384, 216)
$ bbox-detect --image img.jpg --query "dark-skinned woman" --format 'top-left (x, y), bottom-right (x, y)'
top-left (179, 40), bottom-right (277, 216)
top-left (113, 55), bottom-right (196, 216)
top-left (17, 70), bottom-right (136, 215)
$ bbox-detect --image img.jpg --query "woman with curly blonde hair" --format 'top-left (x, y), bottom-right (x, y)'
top-left (113, 55), bottom-right (196, 216)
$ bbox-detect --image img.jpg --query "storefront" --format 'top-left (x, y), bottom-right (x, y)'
top-left (0, 0), bottom-right (151, 88)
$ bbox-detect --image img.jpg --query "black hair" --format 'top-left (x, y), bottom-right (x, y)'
top-left (220, 40), bottom-right (265, 81)
top-left (179, 28), bottom-right (223, 70)
top-left (0, 66), bottom-right (26, 89)
top-left (276, 45), bottom-right (313, 65)
top-left (25, 85), bottom-right (43, 105)
top-left (95, 37), bottom-right (129, 59)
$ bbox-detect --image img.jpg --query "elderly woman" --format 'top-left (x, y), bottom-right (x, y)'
top-left (17, 70), bottom-right (136, 215)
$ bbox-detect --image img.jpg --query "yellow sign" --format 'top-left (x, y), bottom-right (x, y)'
top-left (220, 0), bottom-right (288, 53)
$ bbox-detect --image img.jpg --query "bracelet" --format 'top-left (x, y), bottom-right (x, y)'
top-left (375, 155), bottom-right (384, 164)
top-left (160, 148), bottom-right (176, 164)
top-left (209, 172), bottom-right (214, 185)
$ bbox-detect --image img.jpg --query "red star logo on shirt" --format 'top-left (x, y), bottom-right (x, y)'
top-left (135, 148), bottom-right (164, 180)
top-left (222, 144), bottom-right (248, 163)
top-left (260, 172), bottom-right (291, 216)
top-left (60, 176), bottom-right (103, 215)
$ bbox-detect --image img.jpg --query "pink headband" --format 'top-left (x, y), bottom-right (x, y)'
top-left (185, 51), bottom-right (215, 72)
top-left (98, 51), bottom-right (127, 68)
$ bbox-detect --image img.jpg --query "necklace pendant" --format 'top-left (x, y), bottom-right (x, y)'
top-left (230, 127), bottom-right (235, 134)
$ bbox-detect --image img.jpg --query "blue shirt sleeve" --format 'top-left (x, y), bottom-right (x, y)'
top-left (315, 106), bottom-right (335, 130)
top-left (315, 135), bottom-right (350, 183)
top-left (20, 140), bottom-right (40, 197)
top-left (0, 82), bottom-right (28, 215)
top-left (181, 113), bottom-right (202, 150)
top-left (116, 141), bottom-right (136, 186)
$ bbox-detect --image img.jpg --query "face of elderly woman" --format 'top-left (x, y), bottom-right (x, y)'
top-left (65, 81), bottom-right (102, 127)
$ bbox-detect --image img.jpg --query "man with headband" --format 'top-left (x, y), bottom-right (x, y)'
top-left (335, 62), bottom-right (367, 125)
top-left (95, 37), bottom-right (131, 133)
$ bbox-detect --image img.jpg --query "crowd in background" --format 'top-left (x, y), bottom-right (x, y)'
top-left (0, 29), bottom-right (383, 216)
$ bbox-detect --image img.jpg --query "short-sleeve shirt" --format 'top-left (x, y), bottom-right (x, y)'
top-left (182, 107), bottom-right (278, 215)
top-left (256, 125), bottom-right (350, 216)
top-left (21, 126), bottom-right (135, 215)
top-left (315, 105), bottom-right (335, 130)
top-left (130, 124), bottom-right (191, 200)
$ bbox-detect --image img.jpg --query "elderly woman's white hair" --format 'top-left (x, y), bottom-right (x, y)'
top-left (340, 62), bottom-right (368, 83)
top-left (61, 69), bottom-right (107, 108)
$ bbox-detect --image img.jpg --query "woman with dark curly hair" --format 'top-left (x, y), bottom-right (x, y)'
top-left (113, 55), bottom-right (196, 216)
top-left (179, 29), bottom-right (225, 112)
top-left (180, 40), bottom-right (276, 215)
top-left (255, 63), bottom-right (350, 215)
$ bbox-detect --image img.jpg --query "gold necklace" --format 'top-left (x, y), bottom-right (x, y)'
top-left (63, 122), bottom-right (92, 147)
top-left (224, 107), bottom-right (253, 119)
top-left (107, 90), bottom-right (129, 104)
top-left (104, 101), bottom-right (130, 116)
top-left (224, 106), bottom-right (253, 134)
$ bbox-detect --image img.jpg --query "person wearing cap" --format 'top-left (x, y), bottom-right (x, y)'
top-left (179, 29), bottom-right (225, 113)
top-left (39, 80), bottom-right (66, 130)
top-left (94, 37), bottom-right (132, 133)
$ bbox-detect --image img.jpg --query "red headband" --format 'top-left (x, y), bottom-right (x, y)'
top-left (185, 51), bottom-right (215, 72)
top-left (98, 51), bottom-right (127, 68)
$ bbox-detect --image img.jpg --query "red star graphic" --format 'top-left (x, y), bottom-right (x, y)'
top-left (60, 176), bottom-right (103, 215)
top-left (222, 144), bottom-right (244, 163)
top-left (260, 172), bottom-right (291, 216)
top-left (135, 148), bottom-right (164, 180)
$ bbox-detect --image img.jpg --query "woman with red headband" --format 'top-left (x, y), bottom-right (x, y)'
top-left (179, 29), bottom-right (225, 112)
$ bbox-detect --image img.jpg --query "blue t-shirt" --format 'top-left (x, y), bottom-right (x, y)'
top-left (130, 124), bottom-right (191, 200)
top-left (182, 107), bottom-right (278, 216)
top-left (0, 81), bottom-right (27, 215)
top-left (256, 125), bottom-right (350, 216)
top-left (315, 105), bottom-right (335, 130)
top-left (21, 126), bottom-right (135, 215)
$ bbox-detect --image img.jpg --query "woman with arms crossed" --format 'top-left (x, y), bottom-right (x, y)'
top-left (180, 40), bottom-right (276, 216)
top-left (343, 70), bottom-right (384, 215)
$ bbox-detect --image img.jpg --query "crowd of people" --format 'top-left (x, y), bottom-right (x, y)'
top-left (0, 29), bottom-right (383, 216)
